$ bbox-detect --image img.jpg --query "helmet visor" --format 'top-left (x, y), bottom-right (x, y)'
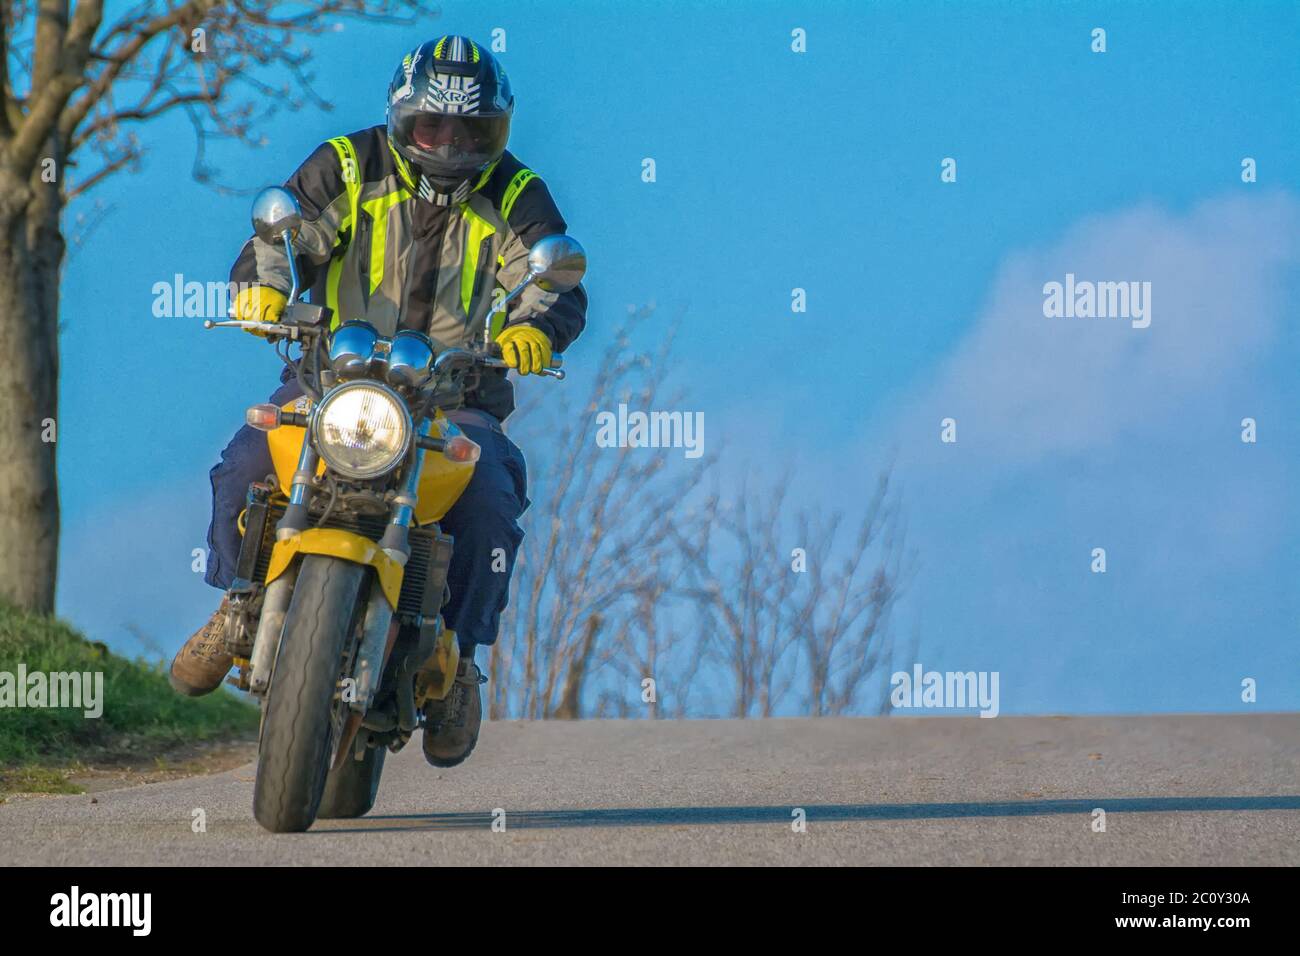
top-left (388, 102), bottom-right (510, 180)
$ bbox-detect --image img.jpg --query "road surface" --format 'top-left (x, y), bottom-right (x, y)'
top-left (2, 715), bottom-right (1297, 865)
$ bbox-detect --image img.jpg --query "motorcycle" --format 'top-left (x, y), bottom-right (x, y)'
top-left (207, 186), bottom-right (585, 833)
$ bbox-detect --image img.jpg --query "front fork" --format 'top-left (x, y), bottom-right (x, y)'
top-left (248, 570), bottom-right (295, 695)
top-left (278, 422), bottom-right (320, 541)
top-left (352, 419), bottom-right (432, 711)
top-left (247, 427), bottom-right (320, 695)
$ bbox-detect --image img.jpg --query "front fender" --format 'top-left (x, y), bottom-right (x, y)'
top-left (265, 528), bottom-right (404, 609)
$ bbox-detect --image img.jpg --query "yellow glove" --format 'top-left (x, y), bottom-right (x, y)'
top-left (497, 323), bottom-right (553, 375)
top-left (231, 286), bottom-right (288, 336)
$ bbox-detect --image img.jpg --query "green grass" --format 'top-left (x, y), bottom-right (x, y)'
top-left (0, 602), bottom-right (258, 771)
top-left (0, 766), bottom-right (84, 796)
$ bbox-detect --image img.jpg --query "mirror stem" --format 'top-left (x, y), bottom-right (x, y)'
top-left (486, 274), bottom-right (535, 348)
top-left (282, 230), bottom-right (301, 304)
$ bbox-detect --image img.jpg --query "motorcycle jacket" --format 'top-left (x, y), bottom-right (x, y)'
top-left (230, 124), bottom-right (587, 421)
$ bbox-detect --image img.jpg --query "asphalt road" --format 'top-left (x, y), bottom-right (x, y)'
top-left (2, 714), bottom-right (1297, 865)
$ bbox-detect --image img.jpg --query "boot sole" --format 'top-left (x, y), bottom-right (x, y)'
top-left (168, 667), bottom-right (224, 698)
top-left (422, 727), bottom-right (479, 768)
top-left (422, 740), bottom-right (477, 768)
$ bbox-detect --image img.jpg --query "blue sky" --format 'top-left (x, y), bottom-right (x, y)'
top-left (55, 0), bottom-right (1300, 713)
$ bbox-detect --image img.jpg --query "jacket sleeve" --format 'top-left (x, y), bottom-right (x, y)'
top-left (495, 176), bottom-right (588, 354)
top-left (229, 141), bottom-right (353, 295)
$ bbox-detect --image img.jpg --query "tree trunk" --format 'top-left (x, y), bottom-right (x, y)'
top-left (487, 640), bottom-right (503, 721)
top-left (0, 167), bottom-right (63, 613)
top-left (552, 614), bottom-right (600, 720)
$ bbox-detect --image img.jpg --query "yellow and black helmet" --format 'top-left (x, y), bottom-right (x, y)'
top-left (386, 36), bottom-right (514, 201)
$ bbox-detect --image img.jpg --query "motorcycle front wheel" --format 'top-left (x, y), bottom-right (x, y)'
top-left (253, 555), bottom-right (366, 833)
top-left (317, 744), bottom-right (387, 819)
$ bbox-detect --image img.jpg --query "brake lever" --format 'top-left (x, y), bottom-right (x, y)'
top-left (204, 319), bottom-right (289, 336)
top-left (204, 319), bottom-right (322, 342)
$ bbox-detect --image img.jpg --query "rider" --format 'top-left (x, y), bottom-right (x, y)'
top-left (169, 35), bottom-right (586, 768)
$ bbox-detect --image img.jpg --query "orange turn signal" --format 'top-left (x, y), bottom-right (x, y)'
top-left (245, 404), bottom-right (282, 431)
top-left (442, 434), bottom-right (481, 463)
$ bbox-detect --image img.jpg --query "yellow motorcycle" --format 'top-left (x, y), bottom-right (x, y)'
top-left (206, 187), bottom-right (584, 833)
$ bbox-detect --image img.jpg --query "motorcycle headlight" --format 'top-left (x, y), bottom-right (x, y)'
top-left (311, 381), bottom-right (412, 479)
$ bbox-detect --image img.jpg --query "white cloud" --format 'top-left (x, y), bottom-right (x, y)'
top-left (897, 192), bottom-right (1300, 471)
top-left (877, 193), bottom-right (1300, 712)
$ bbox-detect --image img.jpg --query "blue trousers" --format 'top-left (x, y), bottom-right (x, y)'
top-left (204, 377), bottom-right (528, 653)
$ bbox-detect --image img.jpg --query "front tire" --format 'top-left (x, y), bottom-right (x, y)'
top-left (253, 555), bottom-right (366, 833)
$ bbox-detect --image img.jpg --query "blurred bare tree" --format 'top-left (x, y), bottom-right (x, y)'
top-left (788, 470), bottom-right (914, 715)
top-left (490, 306), bottom-right (913, 719)
top-left (676, 469), bottom-right (911, 718)
top-left (0, 0), bottom-right (433, 612)
top-left (597, 529), bottom-right (710, 719)
top-left (676, 486), bottom-right (800, 718)
top-left (489, 306), bottom-right (708, 719)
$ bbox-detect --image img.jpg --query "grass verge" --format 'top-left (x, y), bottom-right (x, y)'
top-left (0, 602), bottom-right (258, 799)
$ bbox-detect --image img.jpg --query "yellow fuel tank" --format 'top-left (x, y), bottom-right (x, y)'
top-left (266, 395), bottom-right (475, 525)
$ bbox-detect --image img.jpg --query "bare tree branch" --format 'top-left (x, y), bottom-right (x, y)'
top-left (65, 134), bottom-right (139, 199)
top-left (0, 1), bottom-right (435, 195)
top-left (55, 0), bottom-right (214, 146)
top-left (8, 0), bottom-right (103, 176)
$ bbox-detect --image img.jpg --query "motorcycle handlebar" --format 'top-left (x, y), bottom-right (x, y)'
top-left (480, 355), bottom-right (565, 379)
top-left (205, 320), bottom-right (567, 380)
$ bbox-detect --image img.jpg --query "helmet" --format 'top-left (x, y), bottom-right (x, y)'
top-left (386, 35), bottom-right (514, 203)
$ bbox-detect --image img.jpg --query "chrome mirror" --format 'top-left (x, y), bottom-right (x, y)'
top-left (481, 234), bottom-right (587, 350)
top-left (251, 187), bottom-right (303, 245)
top-left (251, 186), bottom-right (305, 303)
top-left (527, 235), bottom-right (587, 293)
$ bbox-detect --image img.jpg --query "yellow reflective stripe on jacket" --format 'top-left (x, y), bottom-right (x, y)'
top-left (460, 204), bottom-right (496, 316)
top-left (388, 140), bottom-right (418, 194)
top-left (327, 136), bottom-right (361, 235)
top-left (361, 190), bottom-right (407, 294)
top-left (489, 301), bottom-right (508, 340)
top-left (492, 255), bottom-right (508, 337)
top-left (474, 159), bottom-right (500, 193)
top-left (501, 168), bottom-right (537, 222)
top-left (326, 135), bottom-right (362, 322)
top-left (326, 257), bottom-right (344, 329)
